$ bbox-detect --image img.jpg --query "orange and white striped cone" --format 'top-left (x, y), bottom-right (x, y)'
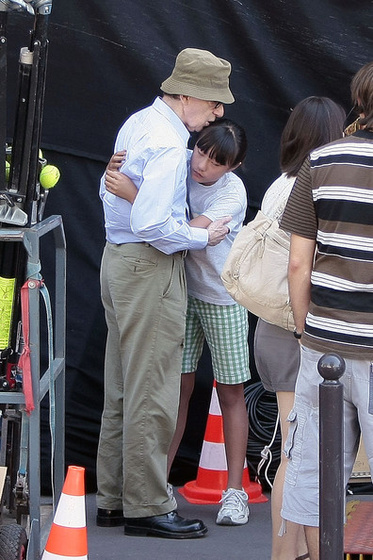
top-left (42, 465), bottom-right (88, 559)
top-left (179, 382), bottom-right (267, 504)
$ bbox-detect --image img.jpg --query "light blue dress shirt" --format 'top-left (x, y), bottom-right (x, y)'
top-left (99, 97), bottom-right (208, 254)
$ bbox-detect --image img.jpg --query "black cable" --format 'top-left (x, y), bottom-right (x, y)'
top-left (244, 381), bottom-right (281, 489)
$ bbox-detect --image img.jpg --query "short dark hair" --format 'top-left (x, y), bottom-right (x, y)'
top-left (351, 61), bottom-right (373, 131)
top-left (280, 96), bottom-right (346, 177)
top-left (195, 118), bottom-right (247, 168)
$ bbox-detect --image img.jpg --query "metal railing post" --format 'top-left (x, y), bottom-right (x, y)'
top-left (318, 352), bottom-right (346, 560)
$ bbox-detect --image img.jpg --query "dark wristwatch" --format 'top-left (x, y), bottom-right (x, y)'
top-left (293, 329), bottom-right (302, 339)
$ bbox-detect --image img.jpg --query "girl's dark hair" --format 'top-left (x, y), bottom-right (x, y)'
top-left (196, 118), bottom-right (247, 168)
top-left (280, 96), bottom-right (346, 177)
top-left (351, 61), bottom-right (373, 131)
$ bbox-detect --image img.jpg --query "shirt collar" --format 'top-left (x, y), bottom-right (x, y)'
top-left (152, 96), bottom-right (190, 145)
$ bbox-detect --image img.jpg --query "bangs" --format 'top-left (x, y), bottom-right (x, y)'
top-left (197, 130), bottom-right (238, 167)
top-left (195, 118), bottom-right (247, 168)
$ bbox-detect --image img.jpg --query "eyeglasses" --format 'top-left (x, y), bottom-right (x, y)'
top-left (209, 101), bottom-right (222, 110)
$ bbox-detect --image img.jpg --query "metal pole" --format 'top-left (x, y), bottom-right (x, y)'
top-left (318, 352), bottom-right (346, 560)
top-left (0, 5), bottom-right (7, 192)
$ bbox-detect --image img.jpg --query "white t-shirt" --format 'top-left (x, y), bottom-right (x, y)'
top-left (185, 154), bottom-right (247, 305)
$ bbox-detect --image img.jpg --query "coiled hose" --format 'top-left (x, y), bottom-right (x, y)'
top-left (244, 381), bottom-right (281, 490)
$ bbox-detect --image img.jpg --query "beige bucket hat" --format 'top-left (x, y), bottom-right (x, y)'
top-left (161, 48), bottom-right (234, 104)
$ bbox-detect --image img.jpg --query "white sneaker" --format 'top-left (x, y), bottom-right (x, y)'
top-left (216, 488), bottom-right (249, 525)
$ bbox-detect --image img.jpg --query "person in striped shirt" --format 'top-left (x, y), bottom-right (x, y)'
top-left (280, 60), bottom-right (373, 560)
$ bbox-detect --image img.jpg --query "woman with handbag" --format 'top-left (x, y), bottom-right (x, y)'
top-left (253, 96), bottom-right (345, 560)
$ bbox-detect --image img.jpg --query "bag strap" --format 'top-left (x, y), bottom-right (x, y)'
top-left (262, 174), bottom-right (296, 222)
top-left (272, 196), bottom-right (288, 222)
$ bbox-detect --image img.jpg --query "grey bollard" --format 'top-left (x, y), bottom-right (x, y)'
top-left (318, 352), bottom-right (346, 560)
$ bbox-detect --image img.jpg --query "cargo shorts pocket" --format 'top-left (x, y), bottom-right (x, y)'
top-left (283, 408), bottom-right (306, 487)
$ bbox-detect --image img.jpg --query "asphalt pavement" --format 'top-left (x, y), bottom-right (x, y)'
top-left (86, 489), bottom-right (272, 560)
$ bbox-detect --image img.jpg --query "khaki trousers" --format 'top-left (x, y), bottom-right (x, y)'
top-left (97, 242), bottom-right (187, 517)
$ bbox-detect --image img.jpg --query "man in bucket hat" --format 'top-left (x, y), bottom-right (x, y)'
top-left (97, 48), bottom-right (234, 539)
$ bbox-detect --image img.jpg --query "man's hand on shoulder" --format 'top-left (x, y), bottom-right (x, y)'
top-left (207, 216), bottom-right (231, 246)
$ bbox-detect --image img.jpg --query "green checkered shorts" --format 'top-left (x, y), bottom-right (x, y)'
top-left (182, 295), bottom-right (250, 384)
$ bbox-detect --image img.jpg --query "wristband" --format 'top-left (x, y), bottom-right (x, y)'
top-left (293, 329), bottom-right (302, 339)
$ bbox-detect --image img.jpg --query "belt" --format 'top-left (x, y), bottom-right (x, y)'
top-left (114, 242), bottom-right (188, 260)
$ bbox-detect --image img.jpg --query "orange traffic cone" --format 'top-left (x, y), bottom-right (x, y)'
top-left (179, 382), bottom-right (267, 504)
top-left (42, 465), bottom-right (88, 559)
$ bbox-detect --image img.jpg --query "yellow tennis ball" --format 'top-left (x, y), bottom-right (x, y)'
top-left (5, 160), bottom-right (10, 181)
top-left (40, 164), bottom-right (60, 189)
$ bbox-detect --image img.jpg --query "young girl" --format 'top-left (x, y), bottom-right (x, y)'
top-left (105, 119), bottom-right (251, 526)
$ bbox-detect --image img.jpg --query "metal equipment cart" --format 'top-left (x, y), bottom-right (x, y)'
top-left (0, 215), bottom-right (66, 560)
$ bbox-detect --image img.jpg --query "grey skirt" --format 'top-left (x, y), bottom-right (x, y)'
top-left (253, 318), bottom-right (300, 392)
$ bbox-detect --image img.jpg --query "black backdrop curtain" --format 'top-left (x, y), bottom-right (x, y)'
top-left (5, 0), bottom-right (373, 492)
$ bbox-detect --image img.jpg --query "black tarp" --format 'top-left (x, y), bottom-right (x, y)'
top-left (4, 0), bottom-right (373, 492)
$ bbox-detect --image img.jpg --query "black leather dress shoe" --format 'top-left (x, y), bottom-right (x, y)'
top-left (124, 511), bottom-right (207, 539)
top-left (97, 508), bottom-right (125, 527)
